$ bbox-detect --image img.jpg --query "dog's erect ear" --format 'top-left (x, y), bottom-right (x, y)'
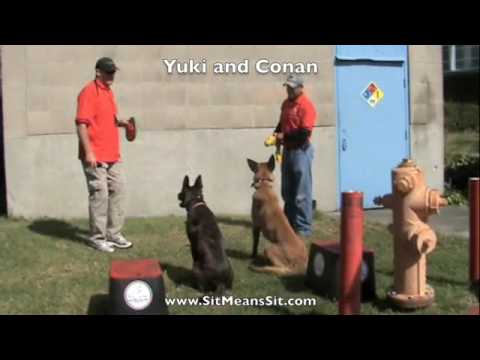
top-left (247, 159), bottom-right (258, 173)
top-left (267, 155), bottom-right (275, 172)
top-left (194, 175), bottom-right (203, 189)
top-left (183, 175), bottom-right (190, 188)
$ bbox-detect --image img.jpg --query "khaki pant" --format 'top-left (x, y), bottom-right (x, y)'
top-left (82, 161), bottom-right (126, 242)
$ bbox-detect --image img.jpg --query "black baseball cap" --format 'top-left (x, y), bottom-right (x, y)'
top-left (95, 57), bottom-right (119, 73)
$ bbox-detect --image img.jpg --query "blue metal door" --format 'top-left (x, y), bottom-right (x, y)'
top-left (336, 45), bottom-right (410, 208)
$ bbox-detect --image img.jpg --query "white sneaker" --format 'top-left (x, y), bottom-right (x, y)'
top-left (88, 239), bottom-right (115, 253)
top-left (108, 234), bottom-right (133, 249)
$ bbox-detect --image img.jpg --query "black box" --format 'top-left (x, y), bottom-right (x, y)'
top-left (109, 259), bottom-right (169, 315)
top-left (306, 241), bottom-right (376, 302)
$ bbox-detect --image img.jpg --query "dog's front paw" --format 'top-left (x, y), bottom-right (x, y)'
top-left (248, 264), bottom-right (260, 272)
top-left (249, 262), bottom-right (268, 273)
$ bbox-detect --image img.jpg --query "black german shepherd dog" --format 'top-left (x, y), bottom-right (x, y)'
top-left (178, 175), bottom-right (233, 294)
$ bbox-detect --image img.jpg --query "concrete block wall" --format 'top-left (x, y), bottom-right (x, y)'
top-left (409, 45), bottom-right (445, 191)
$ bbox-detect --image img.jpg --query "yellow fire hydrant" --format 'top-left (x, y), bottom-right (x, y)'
top-left (374, 159), bottom-right (448, 309)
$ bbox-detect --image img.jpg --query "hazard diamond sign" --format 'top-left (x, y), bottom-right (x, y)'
top-left (361, 82), bottom-right (384, 108)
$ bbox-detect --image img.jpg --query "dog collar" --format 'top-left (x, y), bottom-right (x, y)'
top-left (190, 202), bottom-right (206, 210)
top-left (187, 201), bottom-right (207, 212)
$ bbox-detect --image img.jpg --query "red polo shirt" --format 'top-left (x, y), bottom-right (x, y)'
top-left (75, 80), bottom-right (120, 162)
top-left (280, 93), bottom-right (317, 141)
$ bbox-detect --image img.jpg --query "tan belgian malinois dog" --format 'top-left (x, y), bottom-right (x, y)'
top-left (247, 155), bottom-right (308, 276)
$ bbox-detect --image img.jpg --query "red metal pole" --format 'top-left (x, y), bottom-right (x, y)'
top-left (339, 192), bottom-right (364, 315)
top-left (470, 178), bottom-right (480, 285)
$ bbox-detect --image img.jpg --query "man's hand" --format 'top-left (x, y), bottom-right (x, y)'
top-left (85, 151), bottom-right (97, 168)
top-left (275, 132), bottom-right (284, 144)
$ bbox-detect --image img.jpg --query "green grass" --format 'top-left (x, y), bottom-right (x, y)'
top-left (444, 130), bottom-right (479, 205)
top-left (0, 213), bottom-right (477, 315)
top-left (445, 131), bottom-right (479, 163)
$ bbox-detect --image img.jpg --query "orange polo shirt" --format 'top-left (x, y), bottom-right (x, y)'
top-left (280, 93), bottom-right (317, 140)
top-left (75, 80), bottom-right (120, 162)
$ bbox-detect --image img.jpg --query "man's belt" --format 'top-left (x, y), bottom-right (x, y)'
top-left (284, 139), bottom-right (311, 150)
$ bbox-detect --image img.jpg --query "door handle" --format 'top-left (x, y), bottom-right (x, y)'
top-left (342, 138), bottom-right (347, 151)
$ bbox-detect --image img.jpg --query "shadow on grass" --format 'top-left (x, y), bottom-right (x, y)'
top-left (28, 219), bottom-right (89, 244)
top-left (216, 216), bottom-right (251, 228)
top-left (280, 274), bottom-right (309, 293)
top-left (371, 297), bottom-right (395, 312)
top-left (226, 248), bottom-right (253, 261)
top-left (470, 282), bottom-right (479, 301)
top-left (87, 294), bottom-right (110, 315)
top-left (163, 262), bottom-right (196, 290)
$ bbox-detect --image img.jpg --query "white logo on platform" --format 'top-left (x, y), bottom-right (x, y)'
top-left (361, 261), bottom-right (369, 282)
top-left (313, 253), bottom-right (326, 277)
top-left (124, 281), bottom-right (153, 311)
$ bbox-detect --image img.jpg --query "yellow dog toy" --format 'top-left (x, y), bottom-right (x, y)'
top-left (264, 134), bottom-right (282, 164)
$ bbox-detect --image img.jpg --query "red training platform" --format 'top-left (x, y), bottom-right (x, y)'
top-left (110, 259), bottom-right (162, 280)
top-left (109, 259), bottom-right (168, 315)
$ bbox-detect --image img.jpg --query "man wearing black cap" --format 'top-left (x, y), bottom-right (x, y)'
top-left (273, 74), bottom-right (317, 237)
top-left (75, 57), bottom-right (133, 253)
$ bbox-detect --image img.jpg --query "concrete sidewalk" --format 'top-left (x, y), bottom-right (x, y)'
top-left (329, 206), bottom-right (470, 239)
